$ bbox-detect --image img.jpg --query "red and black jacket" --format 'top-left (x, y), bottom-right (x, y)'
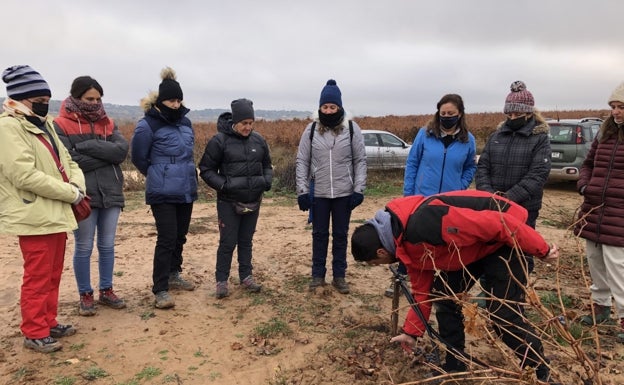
top-left (385, 190), bottom-right (550, 337)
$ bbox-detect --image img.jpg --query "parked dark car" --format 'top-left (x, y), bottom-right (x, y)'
top-left (362, 130), bottom-right (411, 169)
top-left (547, 117), bottom-right (603, 181)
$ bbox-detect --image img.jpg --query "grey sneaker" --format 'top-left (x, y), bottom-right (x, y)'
top-left (332, 278), bottom-right (350, 294)
top-left (50, 324), bottom-right (76, 339)
top-left (309, 277), bottom-right (325, 291)
top-left (154, 291), bottom-right (175, 309)
top-left (168, 272), bottom-right (196, 291)
top-left (241, 275), bottom-right (262, 293)
top-left (24, 336), bottom-right (62, 353)
top-left (216, 281), bottom-right (229, 299)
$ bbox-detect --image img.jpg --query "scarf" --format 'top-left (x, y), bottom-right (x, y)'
top-left (366, 210), bottom-right (396, 257)
top-left (64, 96), bottom-right (107, 122)
top-left (2, 98), bottom-right (36, 117)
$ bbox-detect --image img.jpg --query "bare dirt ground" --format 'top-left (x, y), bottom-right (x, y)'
top-left (1, 181), bottom-right (623, 385)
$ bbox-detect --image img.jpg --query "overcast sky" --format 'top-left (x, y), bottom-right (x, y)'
top-left (3, 1), bottom-right (623, 117)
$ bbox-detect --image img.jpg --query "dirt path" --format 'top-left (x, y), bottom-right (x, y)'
top-left (1, 182), bottom-right (622, 385)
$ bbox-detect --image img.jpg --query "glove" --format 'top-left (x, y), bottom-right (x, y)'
top-left (350, 192), bottom-right (364, 210)
top-left (297, 194), bottom-right (311, 211)
top-left (71, 186), bottom-right (85, 205)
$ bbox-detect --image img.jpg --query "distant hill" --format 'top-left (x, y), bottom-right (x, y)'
top-left (0, 97), bottom-right (311, 123)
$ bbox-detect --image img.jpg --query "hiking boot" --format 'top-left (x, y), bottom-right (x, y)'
top-left (98, 288), bottom-right (126, 309)
top-left (332, 277), bottom-right (350, 294)
top-left (309, 277), bottom-right (325, 291)
top-left (580, 304), bottom-right (611, 326)
top-left (168, 271), bottom-right (196, 291)
top-left (154, 291), bottom-right (175, 309)
top-left (216, 281), bottom-right (229, 299)
top-left (50, 324), bottom-right (76, 338)
top-left (241, 275), bottom-right (262, 293)
top-left (23, 336), bottom-right (62, 353)
top-left (79, 292), bottom-right (96, 316)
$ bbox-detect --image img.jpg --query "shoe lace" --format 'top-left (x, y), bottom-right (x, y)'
top-left (102, 289), bottom-right (120, 301)
top-left (41, 336), bottom-right (56, 344)
top-left (82, 293), bottom-right (94, 305)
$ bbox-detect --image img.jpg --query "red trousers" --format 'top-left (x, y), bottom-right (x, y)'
top-left (18, 232), bottom-right (67, 339)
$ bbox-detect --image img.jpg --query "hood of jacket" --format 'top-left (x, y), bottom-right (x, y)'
top-left (139, 90), bottom-right (189, 115)
top-left (217, 111), bottom-right (251, 139)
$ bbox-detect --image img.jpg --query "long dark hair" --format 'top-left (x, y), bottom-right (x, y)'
top-left (426, 94), bottom-right (470, 143)
top-left (599, 116), bottom-right (624, 143)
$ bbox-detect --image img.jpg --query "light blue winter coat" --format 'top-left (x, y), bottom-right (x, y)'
top-left (403, 128), bottom-right (476, 196)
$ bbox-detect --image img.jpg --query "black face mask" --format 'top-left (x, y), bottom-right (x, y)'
top-left (31, 102), bottom-right (49, 117)
top-left (157, 102), bottom-right (183, 122)
top-left (318, 108), bottom-right (344, 128)
top-left (506, 115), bottom-right (527, 130)
top-left (439, 115), bottom-right (460, 130)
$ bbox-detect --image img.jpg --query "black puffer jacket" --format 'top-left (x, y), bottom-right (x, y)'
top-left (198, 112), bottom-right (272, 203)
top-left (475, 114), bottom-right (551, 212)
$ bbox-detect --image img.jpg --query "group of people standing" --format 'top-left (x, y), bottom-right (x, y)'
top-left (0, 65), bottom-right (365, 354)
top-left (2, 63), bottom-right (624, 383)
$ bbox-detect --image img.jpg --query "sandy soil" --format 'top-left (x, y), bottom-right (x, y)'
top-left (0, 182), bottom-right (623, 385)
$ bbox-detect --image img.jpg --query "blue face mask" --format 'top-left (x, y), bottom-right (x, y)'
top-left (439, 115), bottom-right (459, 129)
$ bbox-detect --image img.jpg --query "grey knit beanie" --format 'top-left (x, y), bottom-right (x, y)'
top-left (231, 98), bottom-right (255, 124)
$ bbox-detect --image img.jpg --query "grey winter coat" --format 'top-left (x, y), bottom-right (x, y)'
top-left (296, 113), bottom-right (367, 198)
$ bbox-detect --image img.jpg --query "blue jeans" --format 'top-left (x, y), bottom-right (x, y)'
top-left (311, 196), bottom-right (351, 279)
top-left (215, 199), bottom-right (260, 282)
top-left (73, 207), bottom-right (121, 294)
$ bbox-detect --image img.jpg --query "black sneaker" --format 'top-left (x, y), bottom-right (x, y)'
top-left (23, 336), bottom-right (62, 353)
top-left (50, 324), bottom-right (76, 338)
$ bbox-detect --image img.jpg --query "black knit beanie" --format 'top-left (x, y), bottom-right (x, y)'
top-left (157, 67), bottom-right (183, 102)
